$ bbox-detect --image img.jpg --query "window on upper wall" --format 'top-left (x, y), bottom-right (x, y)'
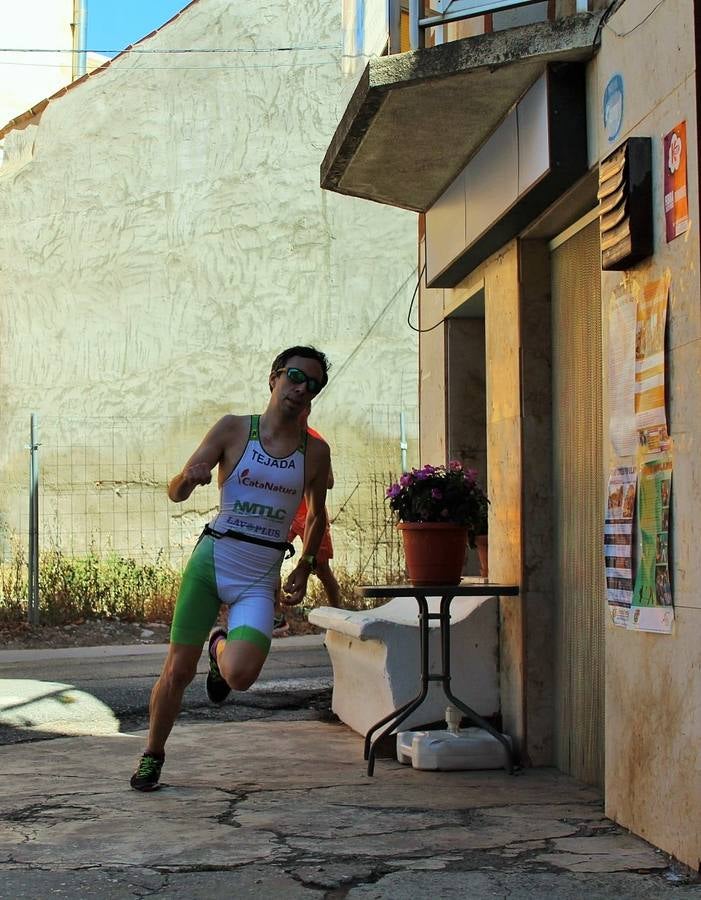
top-left (398, 2), bottom-right (428, 51)
top-left (433, 14), bottom-right (488, 45)
top-left (400, 8), bottom-right (410, 51)
top-left (392, 0), bottom-right (563, 54)
top-left (416, 0), bottom-right (558, 49)
top-left (491, 1), bottom-right (551, 30)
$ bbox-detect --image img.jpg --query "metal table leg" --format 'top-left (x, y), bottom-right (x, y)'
top-left (365, 594), bottom-right (431, 776)
top-left (364, 693), bottom-right (425, 761)
top-left (364, 590), bottom-right (516, 776)
top-left (439, 594), bottom-right (514, 773)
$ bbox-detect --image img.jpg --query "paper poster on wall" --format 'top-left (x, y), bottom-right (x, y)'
top-left (605, 466), bottom-right (637, 627)
top-left (629, 454), bottom-right (674, 634)
top-left (608, 285), bottom-right (637, 456)
top-left (635, 272), bottom-right (671, 454)
top-left (664, 121), bottom-right (689, 242)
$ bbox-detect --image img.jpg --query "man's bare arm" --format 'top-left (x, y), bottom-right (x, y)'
top-left (282, 440), bottom-right (331, 605)
top-left (167, 417), bottom-right (234, 502)
top-left (301, 440), bottom-right (331, 558)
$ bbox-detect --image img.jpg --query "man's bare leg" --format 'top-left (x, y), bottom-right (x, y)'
top-left (316, 560), bottom-right (341, 607)
top-left (216, 637), bottom-right (268, 691)
top-left (146, 642), bottom-right (203, 754)
top-left (131, 641), bottom-right (203, 791)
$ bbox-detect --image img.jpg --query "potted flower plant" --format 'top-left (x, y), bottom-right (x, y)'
top-left (386, 461), bottom-right (489, 585)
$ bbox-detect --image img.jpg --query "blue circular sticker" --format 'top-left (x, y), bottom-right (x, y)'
top-left (603, 73), bottom-right (624, 143)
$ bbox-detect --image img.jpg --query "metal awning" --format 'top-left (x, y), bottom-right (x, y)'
top-left (321, 12), bottom-right (603, 213)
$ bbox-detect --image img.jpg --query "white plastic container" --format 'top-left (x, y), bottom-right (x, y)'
top-left (396, 726), bottom-right (511, 771)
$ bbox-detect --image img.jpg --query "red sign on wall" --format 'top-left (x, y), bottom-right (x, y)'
top-left (663, 121), bottom-right (689, 242)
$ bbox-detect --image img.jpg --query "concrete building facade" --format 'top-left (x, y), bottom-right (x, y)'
top-left (322, 0), bottom-right (701, 871)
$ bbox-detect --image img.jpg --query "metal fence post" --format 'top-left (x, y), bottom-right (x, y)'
top-left (400, 410), bottom-right (408, 473)
top-left (28, 413), bottom-right (40, 625)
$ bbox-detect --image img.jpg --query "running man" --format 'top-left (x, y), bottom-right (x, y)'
top-left (130, 346), bottom-right (331, 791)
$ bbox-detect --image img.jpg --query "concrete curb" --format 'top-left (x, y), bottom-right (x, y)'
top-left (0, 632), bottom-right (325, 663)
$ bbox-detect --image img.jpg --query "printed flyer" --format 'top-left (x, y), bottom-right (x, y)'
top-left (629, 455), bottom-right (674, 634)
top-left (608, 285), bottom-right (637, 457)
top-left (635, 272), bottom-right (671, 454)
top-left (605, 466), bottom-right (637, 626)
top-left (605, 272), bottom-right (675, 633)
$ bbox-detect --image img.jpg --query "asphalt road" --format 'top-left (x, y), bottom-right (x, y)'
top-left (0, 636), bottom-right (333, 745)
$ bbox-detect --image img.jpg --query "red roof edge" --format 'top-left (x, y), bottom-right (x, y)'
top-left (0, 0), bottom-right (202, 141)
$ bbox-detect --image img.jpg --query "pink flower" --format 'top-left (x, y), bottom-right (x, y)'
top-left (400, 474), bottom-right (413, 487)
top-left (449, 460), bottom-right (463, 472)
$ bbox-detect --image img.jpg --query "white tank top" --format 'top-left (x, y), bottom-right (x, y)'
top-left (209, 415), bottom-right (306, 543)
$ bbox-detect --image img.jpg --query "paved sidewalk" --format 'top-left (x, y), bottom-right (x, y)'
top-left (1, 715), bottom-right (698, 898)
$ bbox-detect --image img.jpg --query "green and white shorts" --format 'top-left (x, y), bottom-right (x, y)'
top-left (170, 533), bottom-right (282, 652)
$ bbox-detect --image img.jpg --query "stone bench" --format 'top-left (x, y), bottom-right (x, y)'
top-left (308, 595), bottom-right (499, 737)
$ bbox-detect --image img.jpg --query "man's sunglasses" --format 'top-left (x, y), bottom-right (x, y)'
top-left (277, 367), bottom-right (324, 395)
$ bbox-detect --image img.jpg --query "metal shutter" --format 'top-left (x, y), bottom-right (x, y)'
top-left (550, 217), bottom-right (605, 786)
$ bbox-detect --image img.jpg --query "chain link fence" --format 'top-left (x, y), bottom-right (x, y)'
top-left (2, 415), bottom-right (218, 568)
top-left (0, 408), bottom-right (418, 620)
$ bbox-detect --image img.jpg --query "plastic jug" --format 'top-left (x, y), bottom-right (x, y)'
top-left (396, 707), bottom-right (511, 771)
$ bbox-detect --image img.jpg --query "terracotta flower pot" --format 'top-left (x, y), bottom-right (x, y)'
top-left (397, 521), bottom-right (469, 586)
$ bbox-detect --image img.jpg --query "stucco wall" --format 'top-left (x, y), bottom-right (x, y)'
top-left (594, 0), bottom-right (701, 870)
top-left (415, 0), bottom-right (699, 870)
top-left (0, 1), bottom-right (74, 130)
top-left (0, 0), bottom-right (417, 573)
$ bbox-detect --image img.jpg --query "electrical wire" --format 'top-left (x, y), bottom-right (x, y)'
top-left (604, 0), bottom-right (666, 37)
top-left (327, 480), bottom-right (361, 526)
top-left (0, 44), bottom-right (341, 55)
top-left (0, 59), bottom-right (342, 71)
top-left (406, 262), bottom-right (446, 334)
top-left (438, 0), bottom-right (459, 17)
top-left (592, 0), bottom-right (622, 48)
top-left (0, 49), bottom-right (374, 71)
top-left (313, 266), bottom-right (418, 406)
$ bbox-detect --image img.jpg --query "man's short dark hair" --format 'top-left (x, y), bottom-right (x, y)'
top-left (271, 346), bottom-right (330, 388)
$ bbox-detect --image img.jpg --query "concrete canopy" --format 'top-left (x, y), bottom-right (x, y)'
top-left (321, 12), bottom-right (603, 213)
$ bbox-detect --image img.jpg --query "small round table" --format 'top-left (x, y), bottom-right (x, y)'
top-left (357, 581), bottom-right (520, 776)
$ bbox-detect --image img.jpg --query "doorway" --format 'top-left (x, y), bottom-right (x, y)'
top-left (446, 288), bottom-right (487, 576)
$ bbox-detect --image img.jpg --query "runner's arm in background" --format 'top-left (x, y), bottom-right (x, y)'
top-left (282, 439), bottom-right (331, 605)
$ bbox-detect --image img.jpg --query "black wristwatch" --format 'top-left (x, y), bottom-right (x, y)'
top-left (300, 553), bottom-right (317, 571)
